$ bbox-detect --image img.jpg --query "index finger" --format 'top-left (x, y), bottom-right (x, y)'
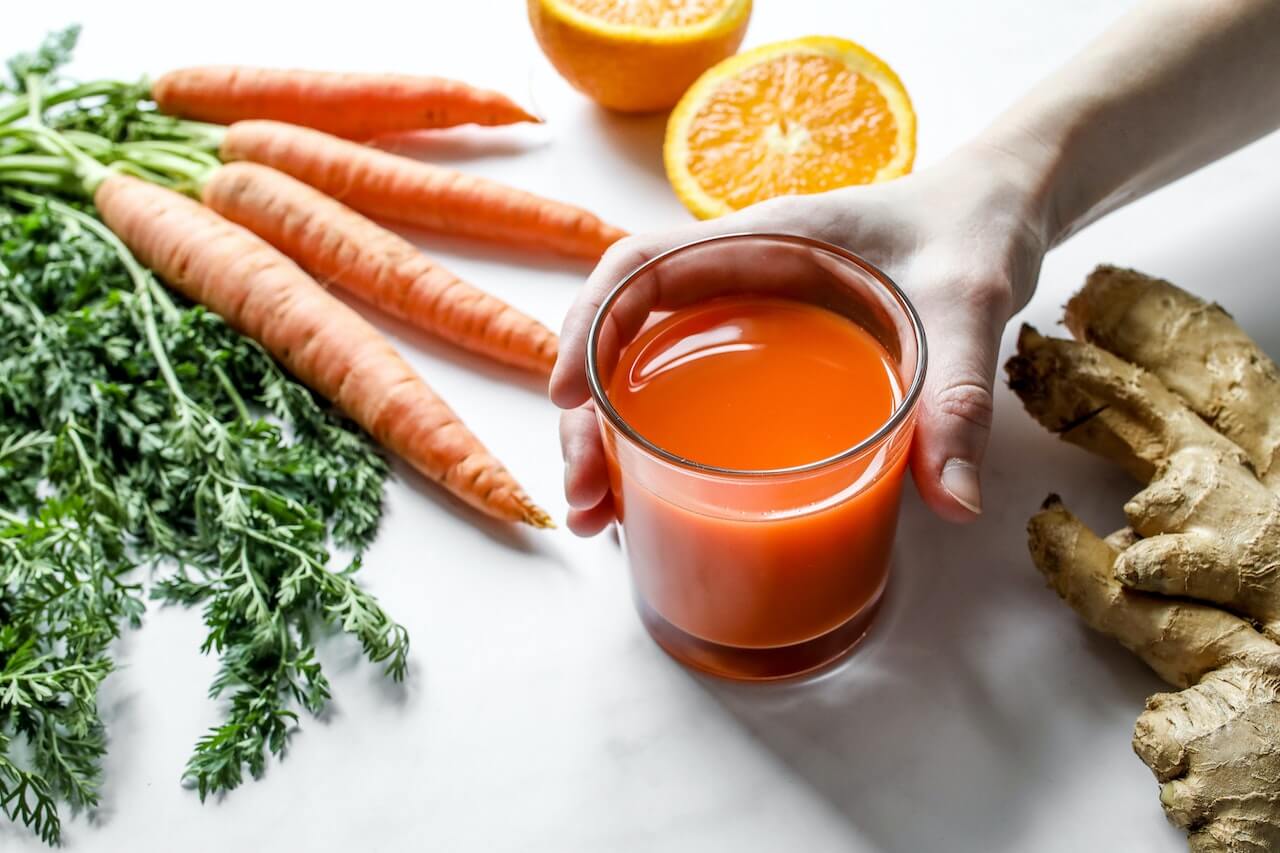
top-left (548, 206), bottom-right (818, 411)
top-left (549, 236), bottom-right (656, 409)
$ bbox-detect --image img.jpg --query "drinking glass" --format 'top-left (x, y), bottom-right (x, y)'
top-left (587, 233), bottom-right (927, 680)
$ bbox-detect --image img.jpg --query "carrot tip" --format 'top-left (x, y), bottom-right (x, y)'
top-left (522, 502), bottom-right (556, 529)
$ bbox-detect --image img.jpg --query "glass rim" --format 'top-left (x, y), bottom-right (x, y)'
top-left (585, 232), bottom-right (929, 478)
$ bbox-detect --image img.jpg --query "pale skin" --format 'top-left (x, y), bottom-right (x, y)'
top-left (553, 0), bottom-right (1280, 534)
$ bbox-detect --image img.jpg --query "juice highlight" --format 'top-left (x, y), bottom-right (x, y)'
top-left (603, 295), bottom-right (909, 658)
top-left (608, 296), bottom-right (900, 470)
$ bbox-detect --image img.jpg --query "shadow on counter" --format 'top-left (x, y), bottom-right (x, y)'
top-left (692, 420), bottom-right (1160, 852)
top-left (691, 178), bottom-right (1280, 852)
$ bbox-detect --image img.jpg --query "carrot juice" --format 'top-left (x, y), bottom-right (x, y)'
top-left (607, 298), bottom-right (900, 472)
top-left (588, 234), bottom-right (925, 680)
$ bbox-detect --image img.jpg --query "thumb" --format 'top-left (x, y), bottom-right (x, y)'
top-left (909, 284), bottom-right (1009, 522)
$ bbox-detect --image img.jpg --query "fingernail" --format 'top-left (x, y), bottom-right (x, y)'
top-left (941, 458), bottom-right (982, 514)
top-left (564, 468), bottom-right (584, 508)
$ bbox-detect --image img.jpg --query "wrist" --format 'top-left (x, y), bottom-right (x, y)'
top-left (926, 140), bottom-right (1057, 313)
top-left (951, 131), bottom-right (1068, 251)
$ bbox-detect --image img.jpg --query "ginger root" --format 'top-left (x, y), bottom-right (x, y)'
top-left (1008, 266), bottom-right (1280, 852)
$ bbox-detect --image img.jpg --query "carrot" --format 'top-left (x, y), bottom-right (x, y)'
top-left (218, 120), bottom-right (627, 261)
top-left (152, 66), bottom-right (539, 140)
top-left (200, 160), bottom-right (559, 375)
top-left (94, 173), bottom-right (552, 528)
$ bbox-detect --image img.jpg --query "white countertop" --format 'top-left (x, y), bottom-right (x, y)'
top-left (6, 1), bottom-right (1280, 850)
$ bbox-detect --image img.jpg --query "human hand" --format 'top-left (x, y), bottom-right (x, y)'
top-left (551, 143), bottom-right (1050, 534)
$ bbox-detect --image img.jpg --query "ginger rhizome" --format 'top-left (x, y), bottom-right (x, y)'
top-left (1007, 266), bottom-right (1280, 853)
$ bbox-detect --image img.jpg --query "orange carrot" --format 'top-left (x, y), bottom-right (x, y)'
top-left (219, 120), bottom-right (627, 261)
top-left (94, 173), bottom-right (551, 528)
top-left (200, 161), bottom-right (559, 375)
top-left (152, 66), bottom-right (538, 140)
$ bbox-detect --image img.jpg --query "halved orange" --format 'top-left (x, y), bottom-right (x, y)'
top-left (665, 36), bottom-right (916, 219)
top-left (529, 0), bottom-right (752, 113)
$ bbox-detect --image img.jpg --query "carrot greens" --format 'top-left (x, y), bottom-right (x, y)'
top-left (0, 30), bottom-right (406, 845)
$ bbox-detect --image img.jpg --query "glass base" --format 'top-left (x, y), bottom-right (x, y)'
top-left (636, 592), bottom-right (884, 682)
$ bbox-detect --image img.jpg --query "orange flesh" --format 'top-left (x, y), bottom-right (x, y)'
top-left (560, 0), bottom-right (728, 27)
top-left (685, 53), bottom-right (900, 209)
top-left (608, 296), bottom-right (900, 469)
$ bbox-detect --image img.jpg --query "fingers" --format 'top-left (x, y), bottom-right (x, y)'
top-left (560, 403), bottom-right (609, 510)
top-left (559, 403), bottom-right (617, 537)
top-left (550, 202), bottom-right (825, 540)
top-left (550, 238), bottom-right (658, 410)
top-left (547, 197), bottom-right (819, 537)
top-left (551, 229), bottom-right (694, 538)
top-left (909, 281), bottom-right (1007, 521)
top-left (549, 220), bottom-right (744, 410)
top-left (567, 494), bottom-right (616, 537)
top-left (549, 200), bottom-right (809, 412)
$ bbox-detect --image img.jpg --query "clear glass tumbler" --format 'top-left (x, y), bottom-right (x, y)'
top-left (587, 233), bottom-right (926, 680)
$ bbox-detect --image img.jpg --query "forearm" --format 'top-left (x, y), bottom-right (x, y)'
top-left (977, 0), bottom-right (1280, 248)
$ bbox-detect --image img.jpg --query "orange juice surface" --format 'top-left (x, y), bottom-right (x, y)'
top-left (603, 295), bottom-right (911, 657)
top-left (608, 297), bottom-right (899, 469)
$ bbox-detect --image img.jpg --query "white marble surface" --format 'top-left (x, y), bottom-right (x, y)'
top-left (5, 1), bottom-right (1280, 850)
